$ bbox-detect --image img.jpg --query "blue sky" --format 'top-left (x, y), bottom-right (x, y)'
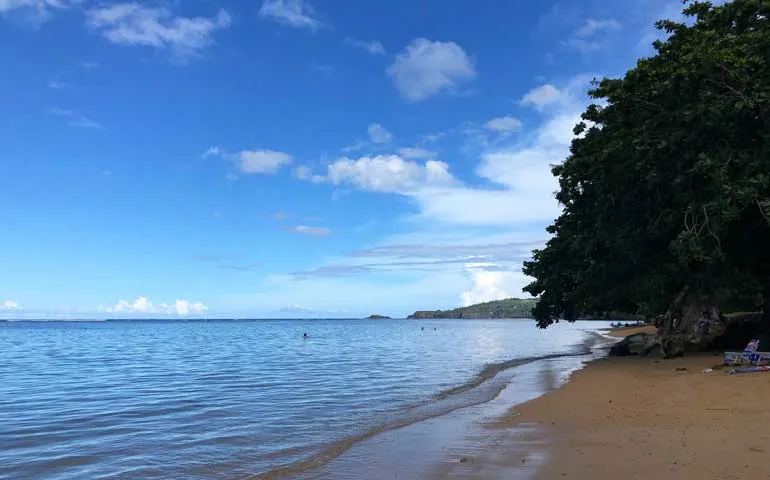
top-left (1, 0), bottom-right (687, 319)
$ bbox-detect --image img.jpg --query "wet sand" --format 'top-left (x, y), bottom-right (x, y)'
top-left (498, 341), bottom-right (770, 479)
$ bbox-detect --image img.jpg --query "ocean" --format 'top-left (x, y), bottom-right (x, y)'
top-left (0, 318), bottom-right (612, 479)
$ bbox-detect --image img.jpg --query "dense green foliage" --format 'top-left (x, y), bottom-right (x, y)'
top-left (408, 298), bottom-right (537, 319)
top-left (523, 1), bottom-right (770, 334)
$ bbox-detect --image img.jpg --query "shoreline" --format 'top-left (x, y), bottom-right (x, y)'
top-left (254, 332), bottom-right (607, 479)
top-left (497, 329), bottom-right (770, 479)
top-left (291, 326), bottom-right (612, 479)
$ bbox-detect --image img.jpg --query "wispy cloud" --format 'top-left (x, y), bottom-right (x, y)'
top-left (345, 38), bottom-right (385, 55)
top-left (47, 79), bottom-right (68, 89)
top-left (310, 62), bottom-right (333, 75)
top-left (290, 225), bottom-right (332, 236)
top-left (193, 254), bottom-right (261, 272)
top-left (85, 4), bottom-right (231, 61)
top-left (0, 0), bottom-right (69, 23)
top-left (397, 147), bottom-right (435, 159)
top-left (575, 18), bottom-right (621, 37)
top-left (49, 107), bottom-right (103, 129)
top-left (484, 115), bottom-right (522, 134)
top-left (347, 240), bottom-right (543, 260)
top-left (259, 0), bottom-right (322, 31)
top-left (202, 146), bottom-right (223, 158)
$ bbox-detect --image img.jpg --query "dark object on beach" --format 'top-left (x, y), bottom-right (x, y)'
top-left (608, 333), bottom-right (656, 356)
top-left (459, 457), bottom-right (468, 463)
top-left (675, 367), bottom-right (688, 372)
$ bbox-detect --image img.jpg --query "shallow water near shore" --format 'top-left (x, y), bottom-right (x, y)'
top-left (0, 319), bottom-right (612, 479)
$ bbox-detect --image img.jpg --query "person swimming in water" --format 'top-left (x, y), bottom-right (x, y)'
top-left (303, 332), bottom-right (308, 339)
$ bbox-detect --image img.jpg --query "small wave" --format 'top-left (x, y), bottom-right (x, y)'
top-left (249, 334), bottom-right (602, 479)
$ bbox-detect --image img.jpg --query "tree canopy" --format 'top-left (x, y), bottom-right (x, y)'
top-left (523, 0), bottom-right (770, 355)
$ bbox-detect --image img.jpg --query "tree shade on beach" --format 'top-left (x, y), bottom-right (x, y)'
top-left (523, 0), bottom-right (770, 357)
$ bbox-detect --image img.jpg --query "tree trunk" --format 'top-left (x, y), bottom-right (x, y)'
top-left (658, 289), bottom-right (721, 358)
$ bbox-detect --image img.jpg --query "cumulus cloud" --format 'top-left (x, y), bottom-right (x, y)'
top-left (484, 115), bottom-right (522, 133)
top-left (239, 150), bottom-right (292, 174)
top-left (86, 4), bottom-right (231, 59)
top-left (290, 225), bottom-right (332, 236)
top-left (346, 38), bottom-right (385, 55)
top-left (296, 76), bottom-right (590, 227)
top-left (101, 296), bottom-right (207, 316)
top-left (520, 84), bottom-right (564, 111)
top-left (259, 0), bottom-right (321, 30)
top-left (461, 267), bottom-right (516, 307)
top-left (324, 155), bottom-right (455, 194)
top-left (387, 38), bottom-right (476, 101)
top-left (1, 300), bottom-right (21, 310)
top-left (367, 123), bottom-right (392, 144)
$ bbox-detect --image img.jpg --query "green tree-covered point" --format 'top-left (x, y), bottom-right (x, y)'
top-left (523, 0), bottom-right (770, 357)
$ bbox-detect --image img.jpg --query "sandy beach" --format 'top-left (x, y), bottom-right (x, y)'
top-left (498, 327), bottom-right (770, 480)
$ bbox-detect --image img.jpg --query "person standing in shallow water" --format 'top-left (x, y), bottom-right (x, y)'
top-left (303, 333), bottom-right (308, 339)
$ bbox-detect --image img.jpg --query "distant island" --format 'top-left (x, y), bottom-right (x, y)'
top-left (366, 314), bottom-right (391, 319)
top-left (408, 298), bottom-right (537, 319)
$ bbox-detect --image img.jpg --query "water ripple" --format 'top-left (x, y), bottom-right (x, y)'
top-left (0, 319), bottom-right (610, 479)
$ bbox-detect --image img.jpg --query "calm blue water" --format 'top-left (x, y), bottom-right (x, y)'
top-left (0, 319), bottom-right (610, 479)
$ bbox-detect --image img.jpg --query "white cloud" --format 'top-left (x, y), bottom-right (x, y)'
top-left (239, 150), bottom-right (292, 174)
top-left (387, 38), bottom-right (476, 101)
top-left (484, 115), bottom-right (522, 133)
top-left (48, 79), bottom-right (68, 89)
top-left (298, 76), bottom-right (589, 227)
top-left (49, 107), bottom-right (103, 129)
top-left (101, 296), bottom-right (207, 316)
top-left (291, 225), bottom-right (331, 236)
top-left (259, 0), bottom-right (321, 30)
top-left (398, 147), bottom-right (435, 159)
top-left (1, 300), bottom-right (20, 310)
top-left (461, 266), bottom-right (533, 307)
top-left (345, 38), bottom-right (385, 55)
top-left (367, 123), bottom-right (393, 144)
top-left (168, 299), bottom-right (208, 316)
top-left (325, 155), bottom-right (455, 193)
top-left (0, 0), bottom-right (66, 22)
top-left (86, 4), bottom-right (231, 59)
top-left (461, 268), bottom-right (511, 306)
top-left (576, 18), bottom-right (621, 37)
top-left (520, 84), bottom-right (564, 111)
top-left (293, 165), bottom-right (325, 182)
top-left (202, 146), bottom-right (223, 158)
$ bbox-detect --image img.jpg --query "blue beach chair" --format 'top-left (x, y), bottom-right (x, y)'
top-left (724, 340), bottom-right (770, 366)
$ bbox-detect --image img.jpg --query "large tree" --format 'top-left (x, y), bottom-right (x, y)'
top-left (523, 0), bottom-right (770, 357)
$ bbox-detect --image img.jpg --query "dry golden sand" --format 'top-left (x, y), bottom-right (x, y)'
top-left (497, 328), bottom-right (770, 480)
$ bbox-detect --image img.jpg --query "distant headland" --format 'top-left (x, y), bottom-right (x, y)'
top-left (366, 314), bottom-right (391, 319)
top-left (408, 298), bottom-right (536, 319)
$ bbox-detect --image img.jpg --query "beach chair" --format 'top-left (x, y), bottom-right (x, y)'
top-left (724, 340), bottom-right (770, 366)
